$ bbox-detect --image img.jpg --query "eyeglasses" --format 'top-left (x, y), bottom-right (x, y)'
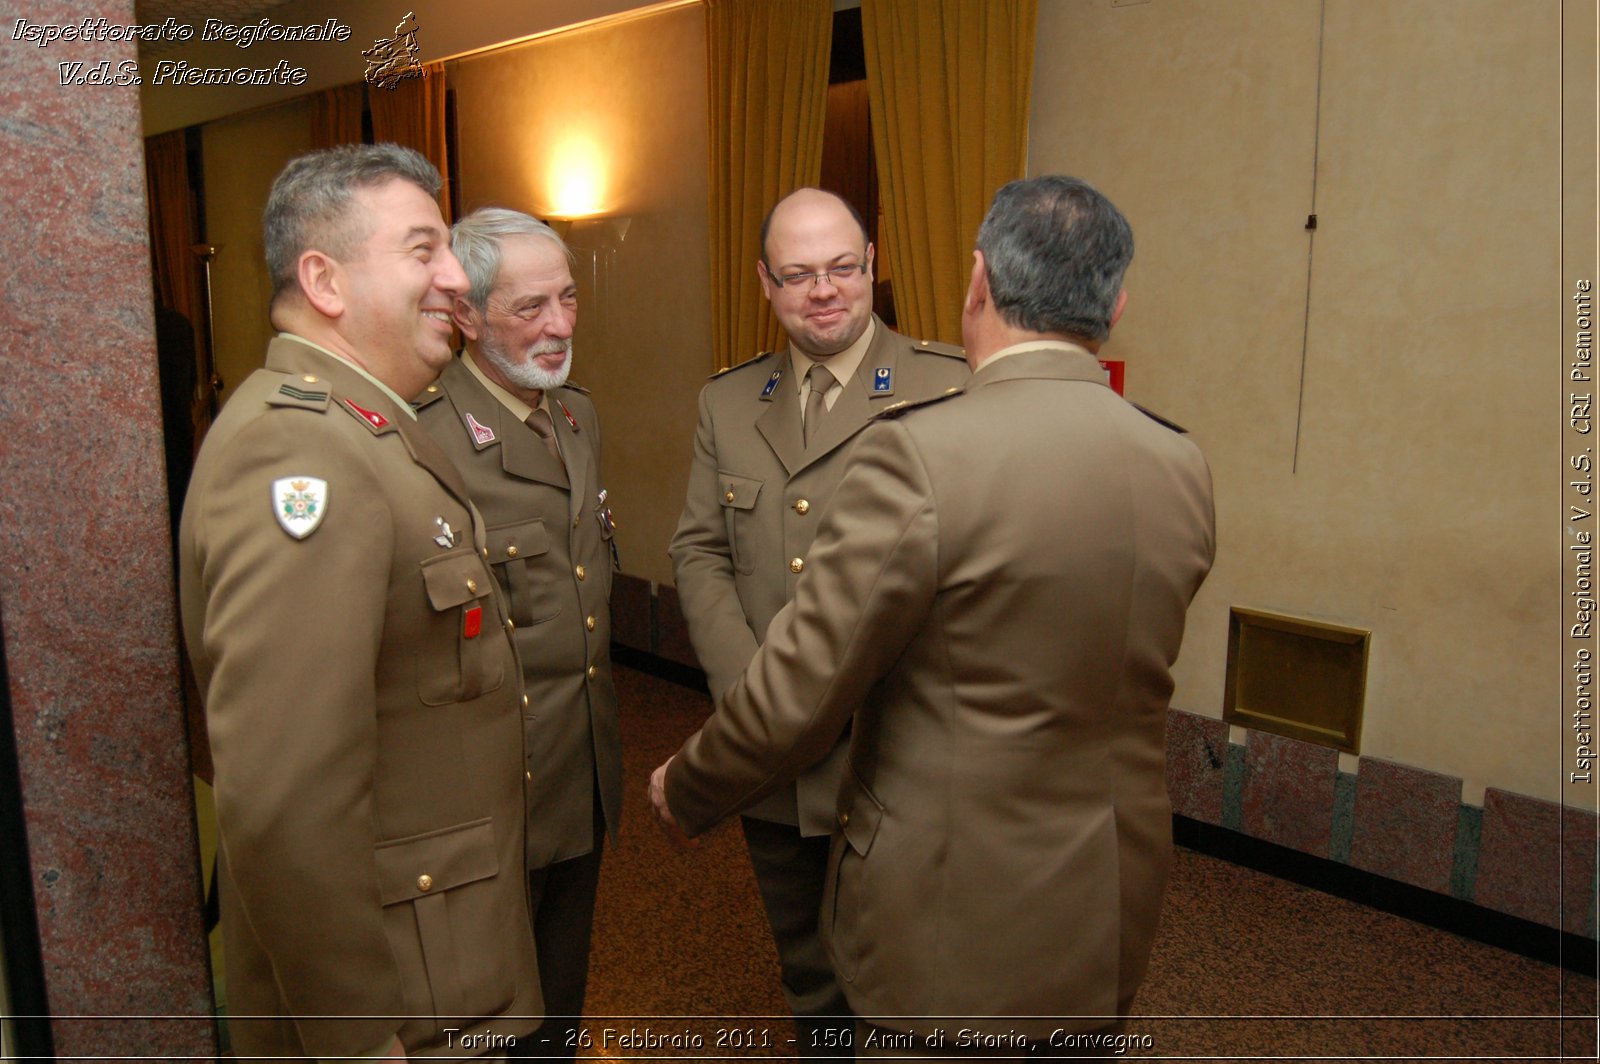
top-left (769, 261), bottom-right (869, 290)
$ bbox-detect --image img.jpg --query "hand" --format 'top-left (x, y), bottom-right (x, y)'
top-left (383, 1035), bottom-right (407, 1060)
top-left (649, 758), bottom-right (698, 849)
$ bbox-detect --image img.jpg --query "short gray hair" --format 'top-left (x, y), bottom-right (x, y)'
top-left (451, 207), bottom-right (574, 312)
top-left (975, 176), bottom-right (1133, 342)
top-left (263, 143), bottom-right (442, 302)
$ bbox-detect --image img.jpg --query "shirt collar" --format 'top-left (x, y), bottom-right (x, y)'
top-left (461, 349), bottom-right (551, 422)
top-left (792, 316), bottom-right (877, 393)
top-left (278, 332), bottom-right (418, 420)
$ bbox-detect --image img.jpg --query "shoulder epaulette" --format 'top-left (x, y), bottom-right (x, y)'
top-left (908, 336), bottom-right (966, 360)
top-left (871, 385), bottom-right (964, 422)
top-left (412, 381), bottom-right (448, 411)
top-left (561, 381), bottom-right (592, 396)
top-left (1129, 401), bottom-right (1187, 434)
top-left (709, 350), bottom-right (775, 380)
top-left (266, 374), bottom-right (332, 412)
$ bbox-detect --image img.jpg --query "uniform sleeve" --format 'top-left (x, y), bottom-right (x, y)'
top-left (666, 419), bottom-right (938, 835)
top-left (667, 385), bottom-right (761, 697)
top-left (187, 410), bottom-right (404, 1056)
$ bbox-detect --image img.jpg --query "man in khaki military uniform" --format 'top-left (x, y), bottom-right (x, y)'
top-left (669, 188), bottom-right (968, 1053)
top-left (417, 208), bottom-right (621, 1061)
top-left (179, 145), bottom-right (540, 1060)
top-left (654, 176), bottom-right (1215, 1058)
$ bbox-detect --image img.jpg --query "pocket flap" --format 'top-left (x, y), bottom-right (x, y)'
top-left (717, 472), bottom-right (762, 512)
top-left (837, 761), bottom-right (883, 857)
top-left (375, 817), bottom-right (499, 904)
top-left (486, 518), bottom-right (550, 564)
top-left (420, 549), bottom-right (494, 611)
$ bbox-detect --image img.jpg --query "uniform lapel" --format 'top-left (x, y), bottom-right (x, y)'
top-left (549, 391), bottom-right (587, 525)
top-left (754, 353), bottom-right (805, 476)
top-left (443, 358), bottom-right (570, 490)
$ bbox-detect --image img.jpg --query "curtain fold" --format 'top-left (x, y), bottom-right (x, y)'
top-left (311, 81), bottom-right (366, 149)
top-left (370, 61), bottom-right (451, 220)
top-left (705, 0), bottom-right (832, 371)
top-left (863, 0), bottom-right (1036, 344)
top-left (143, 130), bottom-right (203, 327)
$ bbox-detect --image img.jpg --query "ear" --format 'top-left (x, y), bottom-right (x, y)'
top-left (963, 250), bottom-right (989, 317)
top-left (297, 251), bottom-right (343, 319)
top-left (756, 259), bottom-right (777, 302)
top-left (452, 295), bottom-right (481, 341)
top-left (863, 242), bottom-right (876, 282)
top-left (1109, 288), bottom-right (1128, 330)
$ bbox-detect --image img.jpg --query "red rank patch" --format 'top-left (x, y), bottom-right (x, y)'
top-left (344, 399), bottom-right (389, 429)
top-left (463, 605), bottom-right (483, 639)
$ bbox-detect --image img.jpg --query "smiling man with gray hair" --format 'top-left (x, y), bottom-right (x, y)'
top-left (416, 206), bottom-right (622, 1061)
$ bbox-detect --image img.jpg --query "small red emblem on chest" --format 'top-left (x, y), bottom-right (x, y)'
top-left (463, 605), bottom-right (483, 639)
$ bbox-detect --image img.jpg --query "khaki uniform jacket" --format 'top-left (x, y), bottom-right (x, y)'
top-left (668, 317), bottom-right (968, 832)
top-left (666, 346), bottom-right (1216, 1038)
top-left (416, 357), bottom-right (622, 868)
top-left (179, 337), bottom-right (540, 1058)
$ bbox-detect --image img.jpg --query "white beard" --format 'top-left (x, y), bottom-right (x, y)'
top-left (483, 337), bottom-right (572, 392)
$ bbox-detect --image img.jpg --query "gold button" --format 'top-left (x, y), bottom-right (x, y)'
top-left (575, 564), bottom-right (587, 581)
top-left (466, 578), bottom-right (478, 594)
top-left (794, 499), bottom-right (810, 515)
top-left (919, 340), bottom-right (930, 347)
top-left (587, 665), bottom-right (598, 680)
top-left (525, 770), bottom-right (532, 781)
top-left (724, 490), bottom-right (735, 503)
top-left (507, 619), bottom-right (516, 631)
top-left (481, 548), bottom-right (489, 560)
top-left (302, 375), bottom-right (319, 383)
top-left (838, 812), bottom-right (850, 828)
top-left (573, 516), bottom-right (581, 528)
top-left (586, 616), bottom-right (597, 632)
top-left (520, 694), bottom-right (529, 709)
top-left (790, 558), bottom-right (804, 573)
top-left (506, 545), bottom-right (519, 558)
top-left (417, 874), bottom-right (433, 892)
top-left (427, 384), bottom-right (439, 393)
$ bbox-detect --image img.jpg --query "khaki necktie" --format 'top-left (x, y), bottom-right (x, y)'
top-left (527, 406), bottom-right (564, 468)
top-left (804, 363), bottom-right (831, 445)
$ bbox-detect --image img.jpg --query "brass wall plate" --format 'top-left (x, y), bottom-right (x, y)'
top-left (1223, 607), bottom-right (1370, 754)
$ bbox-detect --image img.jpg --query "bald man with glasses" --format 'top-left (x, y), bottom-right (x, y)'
top-left (669, 187), bottom-right (968, 1055)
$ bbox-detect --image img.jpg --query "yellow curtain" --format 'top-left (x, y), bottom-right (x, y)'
top-left (311, 81), bottom-right (366, 149)
top-left (863, 0), bottom-right (1036, 344)
top-left (369, 61), bottom-right (451, 220)
top-left (705, 0), bottom-right (832, 371)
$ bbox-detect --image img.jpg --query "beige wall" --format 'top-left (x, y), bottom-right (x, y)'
top-left (1030, 0), bottom-right (1564, 801)
top-left (450, 3), bottom-right (711, 584)
top-left (201, 98), bottom-right (313, 409)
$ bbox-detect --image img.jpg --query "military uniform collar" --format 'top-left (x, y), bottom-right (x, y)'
top-left (790, 316), bottom-right (876, 395)
top-left (460, 347), bottom-right (557, 424)
top-left (276, 332), bottom-right (418, 419)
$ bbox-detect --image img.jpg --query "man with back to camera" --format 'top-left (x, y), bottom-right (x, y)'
top-left (668, 187), bottom-right (969, 1054)
top-left (416, 207), bottom-right (622, 1060)
top-left (652, 175), bottom-right (1216, 1058)
top-left (179, 144), bottom-right (540, 1060)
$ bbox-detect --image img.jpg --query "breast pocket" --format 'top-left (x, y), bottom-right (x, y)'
top-left (485, 517), bottom-right (554, 628)
top-left (717, 471), bottom-right (763, 575)
top-left (376, 818), bottom-right (515, 1043)
top-left (417, 547), bottom-right (505, 706)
